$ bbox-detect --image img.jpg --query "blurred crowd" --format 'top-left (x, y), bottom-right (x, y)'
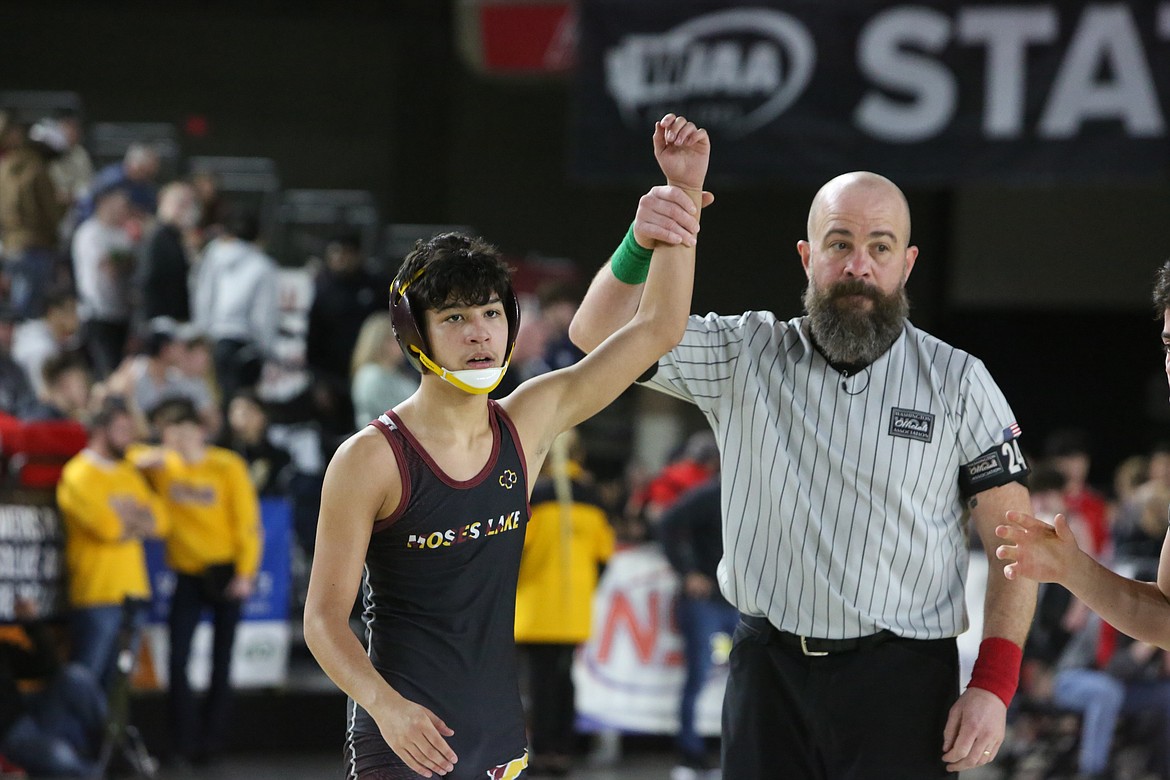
top-left (0, 105), bottom-right (422, 776)
top-left (0, 102), bottom-right (629, 778)
top-left (1003, 430), bottom-right (1170, 780)
top-left (2, 105), bottom-right (1169, 780)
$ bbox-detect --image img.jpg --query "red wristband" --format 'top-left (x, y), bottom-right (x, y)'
top-left (968, 637), bottom-right (1023, 707)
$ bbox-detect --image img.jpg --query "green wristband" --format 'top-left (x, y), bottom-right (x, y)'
top-left (609, 222), bottom-right (653, 285)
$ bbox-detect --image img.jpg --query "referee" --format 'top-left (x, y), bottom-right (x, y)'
top-left (570, 171), bottom-right (1038, 779)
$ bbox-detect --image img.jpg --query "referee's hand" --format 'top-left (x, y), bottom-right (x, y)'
top-left (941, 687), bottom-right (1005, 772)
top-left (632, 185), bottom-right (713, 251)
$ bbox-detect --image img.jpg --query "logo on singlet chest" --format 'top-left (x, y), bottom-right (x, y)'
top-left (405, 509), bottom-right (524, 550)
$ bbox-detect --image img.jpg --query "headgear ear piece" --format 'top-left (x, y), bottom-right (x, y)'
top-left (388, 264), bottom-right (522, 395)
top-left (389, 267), bottom-right (430, 376)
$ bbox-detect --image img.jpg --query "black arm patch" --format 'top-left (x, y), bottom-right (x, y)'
top-left (959, 438), bottom-right (1030, 499)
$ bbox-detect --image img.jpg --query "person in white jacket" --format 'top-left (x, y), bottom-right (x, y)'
top-left (193, 208), bottom-right (279, 407)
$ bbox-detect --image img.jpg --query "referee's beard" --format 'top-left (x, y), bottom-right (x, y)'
top-left (803, 278), bottom-right (909, 367)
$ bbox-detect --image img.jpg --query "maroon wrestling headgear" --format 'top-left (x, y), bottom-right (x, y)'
top-left (388, 243), bottom-right (521, 394)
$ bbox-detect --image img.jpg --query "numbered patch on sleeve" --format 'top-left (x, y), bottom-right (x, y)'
top-left (958, 438), bottom-right (1029, 498)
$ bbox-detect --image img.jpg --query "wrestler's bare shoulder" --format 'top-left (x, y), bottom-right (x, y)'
top-left (328, 427), bottom-right (400, 484)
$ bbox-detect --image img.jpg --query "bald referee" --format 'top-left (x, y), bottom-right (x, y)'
top-left (570, 172), bottom-right (1038, 779)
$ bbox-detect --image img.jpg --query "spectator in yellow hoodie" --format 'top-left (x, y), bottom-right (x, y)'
top-left (136, 396), bottom-right (262, 767)
top-left (514, 429), bottom-right (615, 776)
top-left (57, 396), bottom-right (168, 692)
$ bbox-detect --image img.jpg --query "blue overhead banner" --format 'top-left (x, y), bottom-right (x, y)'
top-left (572, 1), bottom-right (1170, 185)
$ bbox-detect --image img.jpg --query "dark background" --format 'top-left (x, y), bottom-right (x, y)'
top-left (6, 0), bottom-right (1168, 485)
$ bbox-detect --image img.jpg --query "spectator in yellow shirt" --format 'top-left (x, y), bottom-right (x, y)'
top-left (57, 396), bottom-right (168, 691)
top-left (136, 397), bottom-right (262, 767)
top-left (514, 429), bottom-right (615, 776)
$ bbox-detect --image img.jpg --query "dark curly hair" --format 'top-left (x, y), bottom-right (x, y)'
top-left (394, 232), bottom-right (512, 314)
top-left (1154, 258), bottom-right (1170, 318)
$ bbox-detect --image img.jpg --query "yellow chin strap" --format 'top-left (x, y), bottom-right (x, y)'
top-left (413, 345), bottom-right (513, 395)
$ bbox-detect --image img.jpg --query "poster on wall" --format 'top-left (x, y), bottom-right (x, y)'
top-left (136, 497), bottom-right (293, 689)
top-left (573, 544), bottom-right (726, 735)
top-left (0, 499), bottom-right (64, 621)
top-left (573, 0), bottom-right (1170, 185)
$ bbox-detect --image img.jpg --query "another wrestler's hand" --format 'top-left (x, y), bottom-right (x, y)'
top-left (995, 511), bottom-right (1081, 584)
top-left (373, 692), bottom-right (457, 777)
top-left (653, 112), bottom-right (710, 194)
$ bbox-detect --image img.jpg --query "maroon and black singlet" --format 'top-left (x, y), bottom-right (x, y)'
top-left (346, 400), bottom-right (530, 779)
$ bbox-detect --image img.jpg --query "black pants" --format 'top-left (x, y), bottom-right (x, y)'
top-left (84, 318), bottom-right (129, 379)
top-left (722, 618), bottom-right (959, 780)
top-left (518, 643), bottom-right (577, 756)
top-left (167, 572), bottom-right (242, 761)
top-left (212, 338), bottom-right (264, 409)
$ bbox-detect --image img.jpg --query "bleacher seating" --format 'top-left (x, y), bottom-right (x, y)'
top-left (0, 413), bottom-right (87, 490)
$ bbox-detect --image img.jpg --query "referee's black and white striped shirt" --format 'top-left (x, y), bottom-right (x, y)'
top-left (644, 312), bottom-right (1024, 641)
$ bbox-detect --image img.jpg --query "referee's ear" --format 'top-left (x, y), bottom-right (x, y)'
top-left (797, 240), bottom-right (813, 277)
top-left (902, 245), bottom-right (919, 284)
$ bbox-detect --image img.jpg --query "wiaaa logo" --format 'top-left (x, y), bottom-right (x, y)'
top-left (604, 9), bottom-right (815, 138)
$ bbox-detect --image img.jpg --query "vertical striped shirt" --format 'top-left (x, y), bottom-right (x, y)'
top-left (644, 312), bottom-right (1022, 640)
